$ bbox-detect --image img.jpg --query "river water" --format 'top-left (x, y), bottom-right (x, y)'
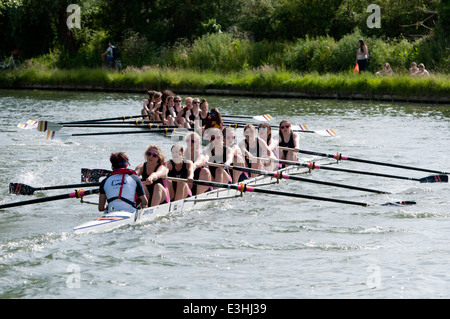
top-left (0, 89), bottom-right (449, 299)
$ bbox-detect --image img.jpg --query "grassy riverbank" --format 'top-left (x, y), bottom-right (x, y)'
top-left (1, 65), bottom-right (449, 103)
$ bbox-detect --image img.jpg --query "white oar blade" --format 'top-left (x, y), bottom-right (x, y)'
top-left (17, 120), bottom-right (38, 130)
top-left (313, 129), bottom-right (338, 137)
top-left (253, 114), bottom-right (273, 122)
top-left (43, 130), bottom-right (70, 141)
top-left (292, 124), bottom-right (338, 137)
top-left (38, 120), bottom-right (63, 132)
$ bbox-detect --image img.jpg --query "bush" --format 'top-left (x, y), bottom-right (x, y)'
top-left (284, 36), bottom-right (332, 73)
top-left (329, 30), bottom-right (364, 72)
top-left (413, 35), bottom-right (450, 73)
top-left (186, 32), bottom-right (248, 71)
top-left (120, 30), bottom-right (151, 66)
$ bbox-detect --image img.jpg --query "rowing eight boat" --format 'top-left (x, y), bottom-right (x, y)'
top-left (73, 157), bottom-right (320, 234)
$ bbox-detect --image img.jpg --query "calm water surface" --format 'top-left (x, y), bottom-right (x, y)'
top-left (0, 89), bottom-right (449, 299)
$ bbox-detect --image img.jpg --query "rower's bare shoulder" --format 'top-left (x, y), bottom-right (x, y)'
top-left (134, 163), bottom-right (144, 174)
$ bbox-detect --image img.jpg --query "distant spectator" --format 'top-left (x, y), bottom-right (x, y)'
top-left (103, 42), bottom-right (120, 69)
top-left (417, 63), bottom-right (430, 77)
top-left (356, 39), bottom-right (369, 72)
top-left (409, 62), bottom-right (419, 76)
top-left (376, 63), bottom-right (393, 76)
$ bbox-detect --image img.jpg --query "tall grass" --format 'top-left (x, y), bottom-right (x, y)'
top-left (1, 64), bottom-right (448, 98)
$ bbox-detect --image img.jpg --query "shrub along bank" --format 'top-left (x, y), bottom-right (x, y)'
top-left (1, 65), bottom-right (448, 103)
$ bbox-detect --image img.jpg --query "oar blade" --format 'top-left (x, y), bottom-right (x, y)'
top-left (38, 120), bottom-right (63, 132)
top-left (9, 183), bottom-right (36, 195)
top-left (380, 201), bottom-right (417, 206)
top-left (253, 114), bottom-right (273, 122)
top-left (291, 125), bottom-right (338, 137)
top-left (419, 175), bottom-right (448, 183)
top-left (42, 130), bottom-right (71, 141)
top-left (17, 120), bottom-right (38, 130)
top-left (313, 129), bottom-right (338, 137)
top-left (81, 168), bottom-right (111, 182)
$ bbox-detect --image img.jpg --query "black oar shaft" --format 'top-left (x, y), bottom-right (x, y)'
top-left (61, 124), bottom-right (178, 129)
top-left (280, 147), bottom-right (449, 175)
top-left (9, 182), bottom-right (100, 195)
top-left (71, 128), bottom-right (193, 136)
top-left (168, 177), bottom-right (371, 207)
top-left (274, 158), bottom-right (447, 183)
top-left (217, 164), bottom-right (390, 194)
top-left (277, 158), bottom-right (419, 181)
top-left (243, 184), bottom-right (371, 207)
top-left (60, 115), bottom-right (155, 124)
top-left (0, 189), bottom-right (99, 209)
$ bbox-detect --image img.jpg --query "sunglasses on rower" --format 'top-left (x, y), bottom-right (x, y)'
top-left (280, 125), bottom-right (290, 129)
top-left (146, 151), bottom-right (159, 158)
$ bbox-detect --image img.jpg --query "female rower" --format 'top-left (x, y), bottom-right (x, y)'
top-left (141, 90), bottom-right (155, 120)
top-left (167, 95), bottom-right (183, 127)
top-left (238, 124), bottom-right (272, 177)
top-left (199, 98), bottom-right (210, 132)
top-left (184, 131), bottom-right (212, 195)
top-left (223, 126), bottom-right (247, 183)
top-left (204, 107), bottom-right (223, 131)
top-left (175, 97), bottom-right (192, 128)
top-left (167, 144), bottom-right (194, 201)
top-left (258, 123), bottom-right (278, 171)
top-left (153, 90), bottom-right (172, 124)
top-left (135, 144), bottom-right (170, 207)
top-left (99, 152), bottom-right (148, 213)
top-left (278, 119), bottom-right (300, 163)
top-left (203, 128), bottom-right (233, 184)
top-left (162, 95), bottom-right (175, 125)
top-left (148, 91), bottom-right (162, 121)
top-left (185, 98), bottom-right (201, 128)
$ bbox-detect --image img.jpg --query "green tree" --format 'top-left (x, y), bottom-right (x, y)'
top-left (271, 0), bottom-right (342, 40)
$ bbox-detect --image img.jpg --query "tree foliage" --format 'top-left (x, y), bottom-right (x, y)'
top-left (0, 0), bottom-right (445, 71)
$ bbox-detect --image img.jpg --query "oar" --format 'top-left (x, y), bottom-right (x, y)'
top-left (37, 120), bottom-right (166, 132)
top-left (43, 127), bottom-right (193, 141)
top-left (168, 177), bottom-right (416, 207)
top-left (291, 125), bottom-right (338, 137)
top-left (45, 123), bottom-right (178, 130)
top-left (222, 114), bottom-right (273, 122)
top-left (0, 189), bottom-right (99, 210)
top-left (279, 147), bottom-right (450, 175)
top-left (58, 114), bottom-right (156, 124)
top-left (271, 158), bottom-right (448, 183)
top-left (17, 120), bottom-right (38, 130)
top-left (9, 182), bottom-right (100, 195)
top-left (208, 162), bottom-right (391, 194)
top-left (222, 120), bottom-right (337, 136)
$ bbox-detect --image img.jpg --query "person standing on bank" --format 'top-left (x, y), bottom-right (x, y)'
top-left (356, 39), bottom-right (369, 72)
top-left (98, 152), bottom-right (148, 213)
top-left (103, 42), bottom-right (119, 69)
